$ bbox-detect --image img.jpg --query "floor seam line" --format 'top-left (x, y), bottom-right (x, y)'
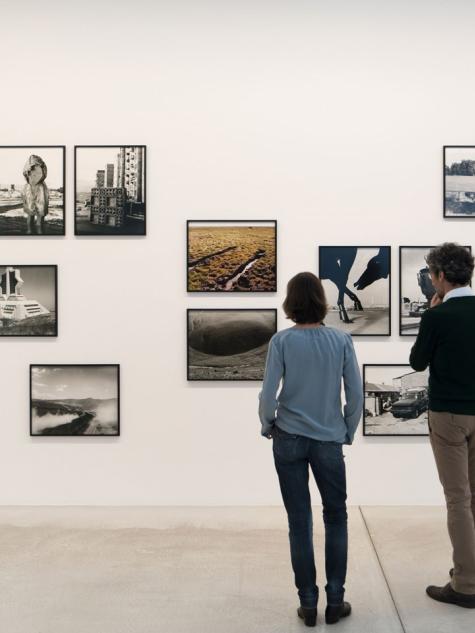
top-left (358, 506), bottom-right (407, 633)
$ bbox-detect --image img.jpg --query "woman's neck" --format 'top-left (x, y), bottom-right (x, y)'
top-left (294, 322), bottom-right (322, 329)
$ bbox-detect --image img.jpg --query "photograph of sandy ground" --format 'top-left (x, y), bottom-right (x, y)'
top-left (188, 222), bottom-right (276, 292)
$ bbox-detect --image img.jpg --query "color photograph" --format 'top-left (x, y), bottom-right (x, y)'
top-left (364, 364), bottom-right (429, 436)
top-left (319, 246), bottom-right (391, 336)
top-left (0, 146), bottom-right (65, 235)
top-left (187, 221), bottom-right (277, 291)
top-left (75, 146), bottom-right (146, 235)
top-left (187, 309), bottom-right (277, 380)
top-left (0, 265), bottom-right (57, 336)
top-left (444, 146), bottom-right (475, 217)
top-left (30, 365), bottom-right (120, 436)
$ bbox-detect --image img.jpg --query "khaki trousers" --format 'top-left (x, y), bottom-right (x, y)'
top-left (429, 410), bottom-right (475, 594)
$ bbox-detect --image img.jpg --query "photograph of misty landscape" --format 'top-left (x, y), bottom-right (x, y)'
top-left (188, 309), bottom-right (277, 380)
top-left (31, 365), bottom-right (119, 436)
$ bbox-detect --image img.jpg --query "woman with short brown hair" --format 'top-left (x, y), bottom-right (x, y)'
top-left (259, 272), bottom-right (363, 626)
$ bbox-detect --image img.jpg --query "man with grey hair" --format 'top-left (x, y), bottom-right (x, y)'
top-left (410, 242), bottom-right (475, 608)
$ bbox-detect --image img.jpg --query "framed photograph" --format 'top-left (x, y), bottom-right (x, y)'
top-left (187, 309), bottom-right (277, 380)
top-left (0, 265), bottom-right (57, 336)
top-left (444, 146), bottom-right (475, 218)
top-left (187, 220), bottom-right (277, 292)
top-left (75, 146), bottom-right (146, 235)
top-left (363, 364), bottom-right (429, 437)
top-left (0, 146), bottom-right (65, 236)
top-left (318, 246), bottom-right (391, 336)
top-left (30, 364), bottom-right (120, 436)
top-left (399, 246), bottom-right (472, 336)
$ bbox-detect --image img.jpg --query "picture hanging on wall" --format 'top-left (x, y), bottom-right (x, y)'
top-left (75, 146), bottom-right (146, 235)
top-left (444, 146), bottom-right (475, 218)
top-left (0, 146), bottom-right (65, 236)
top-left (30, 364), bottom-right (120, 436)
top-left (187, 220), bottom-right (277, 292)
top-left (318, 246), bottom-right (391, 336)
top-left (0, 265), bottom-right (57, 336)
top-left (399, 245), bottom-right (472, 336)
top-left (363, 364), bottom-right (429, 437)
top-left (187, 309), bottom-right (277, 380)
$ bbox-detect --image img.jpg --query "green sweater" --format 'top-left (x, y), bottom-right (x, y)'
top-left (409, 296), bottom-right (475, 414)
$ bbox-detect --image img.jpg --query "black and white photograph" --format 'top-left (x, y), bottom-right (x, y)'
top-left (399, 246), bottom-right (471, 335)
top-left (75, 146), bottom-right (146, 235)
top-left (187, 220), bottom-right (277, 292)
top-left (318, 246), bottom-right (391, 336)
top-left (30, 365), bottom-right (120, 436)
top-left (0, 265), bottom-right (57, 336)
top-left (444, 146), bottom-right (475, 217)
top-left (187, 309), bottom-right (277, 380)
top-left (364, 364), bottom-right (429, 436)
top-left (0, 146), bottom-right (65, 235)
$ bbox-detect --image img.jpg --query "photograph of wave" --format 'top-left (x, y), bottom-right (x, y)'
top-left (30, 365), bottom-right (120, 436)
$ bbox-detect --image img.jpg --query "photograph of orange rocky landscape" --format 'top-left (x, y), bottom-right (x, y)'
top-left (187, 221), bottom-right (277, 292)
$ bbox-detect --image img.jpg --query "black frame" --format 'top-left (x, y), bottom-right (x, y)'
top-left (317, 245), bottom-right (392, 337)
top-left (399, 245), bottom-right (472, 336)
top-left (74, 145), bottom-right (147, 236)
top-left (187, 308), bottom-right (277, 381)
top-left (0, 264), bottom-right (58, 337)
top-left (0, 145), bottom-right (66, 236)
top-left (363, 363), bottom-right (429, 437)
top-left (29, 364), bottom-right (121, 437)
top-left (444, 145), bottom-right (475, 219)
top-left (186, 220), bottom-right (277, 292)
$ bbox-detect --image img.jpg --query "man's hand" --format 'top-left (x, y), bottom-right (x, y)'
top-left (430, 293), bottom-right (442, 308)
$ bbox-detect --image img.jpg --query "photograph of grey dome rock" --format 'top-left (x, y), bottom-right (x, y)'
top-left (364, 364), bottom-right (429, 437)
top-left (187, 309), bottom-right (277, 380)
top-left (30, 365), bottom-right (120, 436)
top-left (0, 146), bottom-right (65, 236)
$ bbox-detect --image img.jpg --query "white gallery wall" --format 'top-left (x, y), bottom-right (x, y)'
top-left (0, 0), bottom-right (473, 505)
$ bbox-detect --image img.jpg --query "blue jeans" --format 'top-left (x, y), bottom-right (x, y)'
top-left (272, 425), bottom-right (348, 607)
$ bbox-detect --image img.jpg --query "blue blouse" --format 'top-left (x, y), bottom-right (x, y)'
top-left (258, 326), bottom-right (363, 444)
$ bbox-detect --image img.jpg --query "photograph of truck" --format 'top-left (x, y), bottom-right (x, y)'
top-left (364, 364), bottom-right (429, 436)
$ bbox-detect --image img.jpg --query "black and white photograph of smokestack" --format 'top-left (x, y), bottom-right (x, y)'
top-left (75, 145), bottom-right (146, 235)
top-left (0, 146), bottom-right (65, 236)
top-left (30, 365), bottom-right (120, 436)
top-left (187, 309), bottom-right (277, 380)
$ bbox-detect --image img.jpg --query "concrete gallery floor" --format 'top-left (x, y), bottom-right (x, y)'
top-left (0, 506), bottom-right (472, 633)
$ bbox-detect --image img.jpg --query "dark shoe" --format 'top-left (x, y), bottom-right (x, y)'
top-left (325, 602), bottom-right (351, 624)
top-left (426, 583), bottom-right (475, 609)
top-left (297, 606), bottom-right (317, 627)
